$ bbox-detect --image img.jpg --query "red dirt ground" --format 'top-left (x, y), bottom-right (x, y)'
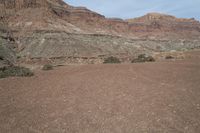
top-left (0, 53), bottom-right (200, 132)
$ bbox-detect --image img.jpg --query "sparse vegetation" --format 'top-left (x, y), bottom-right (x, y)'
top-left (0, 66), bottom-right (34, 78)
top-left (103, 56), bottom-right (121, 64)
top-left (0, 56), bottom-right (3, 60)
top-left (42, 64), bottom-right (53, 71)
top-left (17, 55), bottom-right (21, 59)
top-left (132, 54), bottom-right (155, 63)
top-left (165, 55), bottom-right (174, 59)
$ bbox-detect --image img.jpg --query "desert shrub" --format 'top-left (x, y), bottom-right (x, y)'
top-left (0, 66), bottom-right (34, 78)
top-left (165, 55), bottom-right (174, 59)
top-left (42, 64), bottom-right (53, 71)
top-left (145, 56), bottom-right (155, 62)
top-left (132, 54), bottom-right (155, 63)
top-left (16, 55), bottom-right (21, 59)
top-left (0, 56), bottom-right (3, 60)
top-left (138, 54), bottom-right (146, 59)
top-left (103, 56), bottom-right (121, 64)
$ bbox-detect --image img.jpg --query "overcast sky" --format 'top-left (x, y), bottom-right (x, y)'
top-left (64, 0), bottom-right (200, 20)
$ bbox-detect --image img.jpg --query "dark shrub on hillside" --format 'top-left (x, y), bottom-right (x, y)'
top-left (0, 56), bottom-right (3, 60)
top-left (138, 54), bottom-right (146, 59)
top-left (103, 56), bottom-right (121, 64)
top-left (132, 54), bottom-right (155, 63)
top-left (0, 66), bottom-right (34, 78)
top-left (42, 64), bottom-right (53, 71)
top-left (165, 55), bottom-right (174, 59)
top-left (145, 56), bottom-right (155, 62)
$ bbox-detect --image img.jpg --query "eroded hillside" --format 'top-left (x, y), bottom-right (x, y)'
top-left (0, 0), bottom-right (200, 65)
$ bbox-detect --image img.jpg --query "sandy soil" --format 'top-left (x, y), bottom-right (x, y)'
top-left (0, 54), bottom-right (200, 132)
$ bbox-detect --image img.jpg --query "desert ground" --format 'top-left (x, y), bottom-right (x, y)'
top-left (0, 51), bottom-right (200, 133)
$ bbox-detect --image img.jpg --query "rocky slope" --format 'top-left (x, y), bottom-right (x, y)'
top-left (0, 14), bottom-right (16, 67)
top-left (0, 0), bottom-right (200, 65)
top-left (0, 31), bottom-right (16, 67)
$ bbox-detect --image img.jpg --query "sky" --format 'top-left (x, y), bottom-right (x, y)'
top-left (64, 0), bottom-right (200, 20)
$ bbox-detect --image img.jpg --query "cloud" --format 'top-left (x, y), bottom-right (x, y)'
top-left (64, 0), bottom-right (200, 20)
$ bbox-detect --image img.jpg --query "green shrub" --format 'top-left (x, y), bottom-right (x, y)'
top-left (103, 56), bottom-right (121, 64)
top-left (42, 64), bottom-right (53, 71)
top-left (0, 66), bottom-right (34, 78)
top-left (132, 54), bottom-right (155, 63)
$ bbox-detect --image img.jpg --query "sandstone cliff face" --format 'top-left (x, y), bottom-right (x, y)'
top-left (3, 0), bottom-right (200, 38)
top-left (127, 13), bottom-right (200, 39)
top-left (1, 0), bottom-right (200, 65)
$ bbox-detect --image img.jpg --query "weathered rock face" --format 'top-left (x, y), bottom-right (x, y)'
top-left (1, 0), bottom-right (200, 65)
top-left (3, 0), bottom-right (200, 37)
top-left (127, 13), bottom-right (200, 39)
top-left (0, 0), bottom-right (47, 9)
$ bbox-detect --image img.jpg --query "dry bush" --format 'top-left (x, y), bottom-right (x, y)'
top-left (42, 64), bottom-right (53, 71)
top-left (132, 54), bottom-right (155, 63)
top-left (103, 56), bottom-right (121, 64)
top-left (0, 66), bottom-right (34, 78)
